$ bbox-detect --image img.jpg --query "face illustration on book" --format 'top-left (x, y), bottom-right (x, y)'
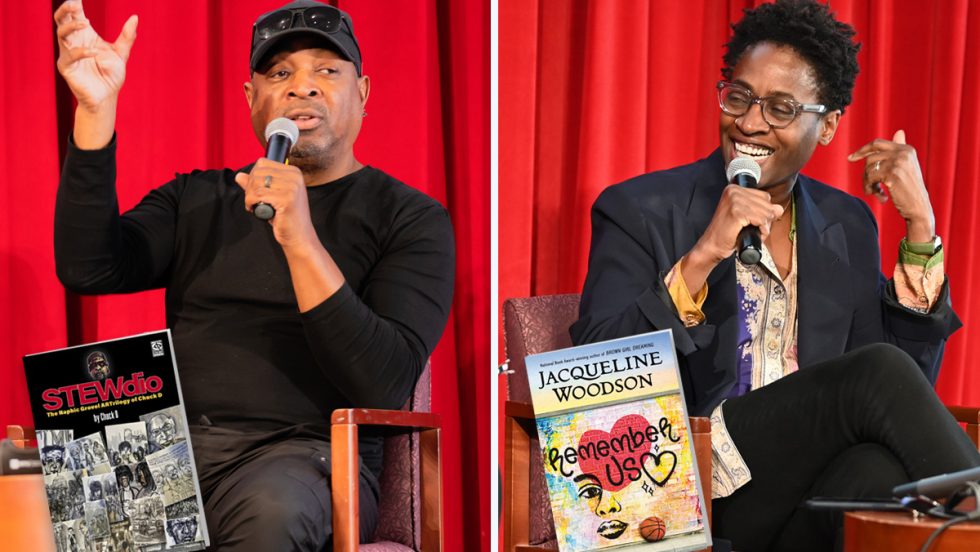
top-left (86, 351), bottom-right (110, 380)
top-left (135, 462), bottom-right (155, 491)
top-left (68, 442), bottom-right (86, 469)
top-left (41, 445), bottom-right (67, 475)
top-left (89, 480), bottom-right (104, 500)
top-left (167, 517), bottom-right (199, 544)
top-left (575, 473), bottom-right (631, 539)
top-left (148, 414), bottom-right (177, 449)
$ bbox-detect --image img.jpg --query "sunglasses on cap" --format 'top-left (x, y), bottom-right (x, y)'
top-left (250, 3), bottom-right (361, 75)
top-left (253, 4), bottom-right (344, 41)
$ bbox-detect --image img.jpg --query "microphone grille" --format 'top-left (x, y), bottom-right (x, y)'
top-left (726, 157), bottom-right (762, 183)
top-left (264, 117), bottom-right (300, 143)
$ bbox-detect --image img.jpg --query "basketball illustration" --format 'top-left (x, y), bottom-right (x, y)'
top-left (640, 516), bottom-right (666, 542)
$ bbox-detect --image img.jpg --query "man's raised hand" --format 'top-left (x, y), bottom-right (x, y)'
top-left (55, 0), bottom-right (137, 112)
top-left (848, 129), bottom-right (936, 243)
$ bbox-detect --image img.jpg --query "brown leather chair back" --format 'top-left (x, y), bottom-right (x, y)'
top-left (502, 294), bottom-right (580, 546)
top-left (368, 361), bottom-right (432, 549)
top-left (503, 294), bottom-right (580, 404)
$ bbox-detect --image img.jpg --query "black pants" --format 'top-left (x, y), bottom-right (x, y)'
top-left (712, 343), bottom-right (980, 552)
top-left (189, 422), bottom-right (380, 551)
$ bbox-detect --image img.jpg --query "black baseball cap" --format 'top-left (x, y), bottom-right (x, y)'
top-left (250, 0), bottom-right (362, 75)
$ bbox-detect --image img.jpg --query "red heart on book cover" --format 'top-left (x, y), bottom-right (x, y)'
top-left (577, 414), bottom-right (652, 492)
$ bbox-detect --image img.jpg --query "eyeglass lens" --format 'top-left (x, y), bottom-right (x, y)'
top-left (720, 85), bottom-right (798, 126)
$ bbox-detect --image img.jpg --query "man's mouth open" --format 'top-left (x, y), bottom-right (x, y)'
top-left (597, 520), bottom-right (628, 539)
top-left (289, 114), bottom-right (322, 131)
top-left (732, 139), bottom-right (774, 161)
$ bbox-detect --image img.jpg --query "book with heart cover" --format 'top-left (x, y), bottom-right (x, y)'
top-left (22, 330), bottom-right (210, 551)
top-left (525, 329), bottom-right (710, 552)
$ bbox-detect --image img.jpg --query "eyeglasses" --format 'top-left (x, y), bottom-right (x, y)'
top-left (253, 5), bottom-right (344, 43)
top-left (717, 81), bottom-right (827, 129)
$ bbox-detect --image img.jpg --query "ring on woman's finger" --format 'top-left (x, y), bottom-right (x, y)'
top-left (263, 175), bottom-right (272, 188)
top-left (874, 160), bottom-right (881, 173)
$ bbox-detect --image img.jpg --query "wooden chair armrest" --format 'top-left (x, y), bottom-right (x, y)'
top-left (946, 405), bottom-right (980, 424)
top-left (505, 400), bottom-right (535, 421)
top-left (331, 408), bottom-right (442, 552)
top-left (503, 401), bottom-right (537, 552)
top-left (5, 425), bottom-right (35, 448)
top-left (946, 405), bottom-right (980, 450)
top-left (330, 408), bottom-right (440, 430)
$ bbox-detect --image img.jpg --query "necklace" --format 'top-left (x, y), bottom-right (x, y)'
top-left (775, 199), bottom-right (793, 222)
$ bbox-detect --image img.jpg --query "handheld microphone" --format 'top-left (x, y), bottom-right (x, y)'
top-left (726, 157), bottom-right (763, 265)
top-left (253, 117), bottom-right (300, 221)
top-left (892, 465), bottom-right (980, 499)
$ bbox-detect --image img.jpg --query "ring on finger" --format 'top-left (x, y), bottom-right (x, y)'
top-left (874, 160), bottom-right (881, 173)
top-left (263, 175), bottom-right (272, 188)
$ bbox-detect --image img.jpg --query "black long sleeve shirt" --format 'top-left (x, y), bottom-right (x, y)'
top-left (54, 138), bottom-right (455, 476)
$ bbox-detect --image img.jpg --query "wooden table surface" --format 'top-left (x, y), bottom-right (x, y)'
top-left (0, 474), bottom-right (56, 551)
top-left (845, 510), bottom-right (980, 551)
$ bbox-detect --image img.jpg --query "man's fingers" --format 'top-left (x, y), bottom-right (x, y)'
top-left (771, 203), bottom-right (784, 220)
top-left (847, 140), bottom-right (883, 160)
top-left (847, 137), bottom-right (902, 161)
top-left (235, 172), bottom-right (266, 212)
top-left (743, 188), bottom-right (771, 201)
top-left (847, 147), bottom-right (874, 161)
top-left (759, 223), bottom-right (771, 242)
top-left (861, 159), bottom-right (890, 202)
top-left (60, 46), bottom-right (98, 65)
top-left (750, 213), bottom-right (773, 229)
top-left (863, 154), bottom-right (885, 177)
top-left (865, 181), bottom-right (888, 200)
top-left (113, 15), bottom-right (138, 62)
top-left (54, 0), bottom-right (82, 26)
top-left (57, 19), bottom-right (89, 46)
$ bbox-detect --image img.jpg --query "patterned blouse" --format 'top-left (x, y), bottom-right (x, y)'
top-left (663, 201), bottom-right (944, 497)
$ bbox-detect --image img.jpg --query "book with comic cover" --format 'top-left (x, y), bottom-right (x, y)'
top-left (525, 329), bottom-right (710, 552)
top-left (23, 330), bottom-right (210, 552)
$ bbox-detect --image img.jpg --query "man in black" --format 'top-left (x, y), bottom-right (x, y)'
top-left (53, 0), bottom-right (455, 548)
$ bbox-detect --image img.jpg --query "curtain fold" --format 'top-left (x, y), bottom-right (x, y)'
top-left (499, 0), bottom-right (980, 408)
top-left (1, 1), bottom-right (487, 550)
top-left (0, 0), bottom-right (66, 444)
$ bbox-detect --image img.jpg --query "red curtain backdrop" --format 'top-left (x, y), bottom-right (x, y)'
top-left (0, 1), bottom-right (67, 444)
top-left (500, 0), bottom-right (980, 412)
top-left (1, 1), bottom-right (488, 550)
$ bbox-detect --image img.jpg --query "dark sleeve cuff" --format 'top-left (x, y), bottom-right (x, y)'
top-left (883, 277), bottom-right (962, 341)
top-left (636, 279), bottom-right (716, 356)
top-left (62, 133), bottom-right (118, 193)
top-left (67, 132), bottom-right (117, 156)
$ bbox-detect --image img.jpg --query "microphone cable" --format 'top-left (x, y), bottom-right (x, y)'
top-left (918, 481), bottom-right (980, 552)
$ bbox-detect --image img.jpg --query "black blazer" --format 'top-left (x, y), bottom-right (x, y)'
top-left (571, 149), bottom-right (961, 416)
